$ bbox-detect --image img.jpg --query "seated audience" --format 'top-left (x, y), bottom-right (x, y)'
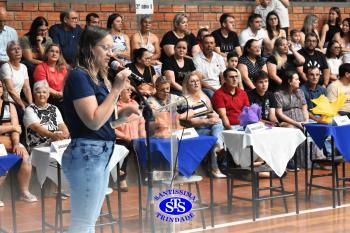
top-left (247, 71), bottom-right (278, 124)
top-left (20, 16), bottom-right (52, 82)
top-left (162, 39), bottom-right (196, 95)
top-left (327, 63), bottom-right (350, 118)
top-left (227, 51), bottom-right (244, 90)
top-left (239, 13), bottom-right (268, 48)
top-left (0, 81), bottom-right (37, 206)
top-left (275, 70), bottom-right (308, 130)
top-left (300, 14), bottom-right (320, 48)
top-left (131, 15), bottom-right (161, 65)
top-left (23, 80), bottom-right (69, 150)
top-left (193, 35), bottom-right (226, 98)
top-left (326, 40), bottom-right (343, 82)
top-left (160, 13), bottom-right (200, 63)
top-left (125, 48), bottom-right (157, 97)
top-left (211, 13), bottom-right (241, 58)
top-left (0, 41), bottom-right (32, 122)
top-left (196, 27), bottom-right (210, 51)
top-left (319, 7), bottom-right (341, 48)
top-left (238, 39), bottom-right (267, 90)
top-left (254, 0), bottom-right (273, 28)
top-left (33, 43), bottom-right (67, 114)
top-left (264, 11), bottom-right (286, 57)
top-left (289, 29), bottom-right (302, 52)
top-left (49, 9), bottom-right (82, 67)
top-left (182, 71), bottom-right (225, 178)
top-left (212, 68), bottom-right (250, 130)
top-left (0, 7), bottom-right (18, 66)
top-left (300, 66), bottom-right (327, 121)
top-left (267, 37), bottom-right (304, 92)
top-left (297, 32), bottom-right (330, 86)
top-left (86, 13), bottom-right (100, 27)
top-left (115, 85), bottom-right (145, 191)
top-left (332, 18), bottom-right (350, 64)
top-left (107, 13), bottom-right (131, 65)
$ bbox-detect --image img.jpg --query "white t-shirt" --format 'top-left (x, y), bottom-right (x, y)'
top-left (0, 63), bottom-right (28, 102)
top-left (239, 27), bottom-right (268, 47)
top-left (23, 104), bottom-right (64, 128)
top-left (271, 0), bottom-right (290, 28)
top-left (326, 57), bottom-right (343, 77)
top-left (327, 80), bottom-right (350, 112)
top-left (193, 51), bottom-right (226, 90)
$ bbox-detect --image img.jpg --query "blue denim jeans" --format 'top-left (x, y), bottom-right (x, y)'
top-left (62, 138), bottom-right (114, 233)
top-left (196, 123), bottom-right (224, 169)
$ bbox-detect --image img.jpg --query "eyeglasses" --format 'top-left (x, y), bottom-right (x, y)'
top-left (97, 44), bottom-right (114, 53)
top-left (333, 46), bottom-right (341, 49)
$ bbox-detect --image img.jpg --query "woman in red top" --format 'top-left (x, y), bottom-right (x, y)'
top-left (33, 43), bottom-right (67, 113)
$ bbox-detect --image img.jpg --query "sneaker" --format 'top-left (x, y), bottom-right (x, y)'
top-left (0, 200), bottom-right (4, 207)
top-left (19, 192), bottom-right (38, 203)
top-left (212, 169), bottom-right (226, 178)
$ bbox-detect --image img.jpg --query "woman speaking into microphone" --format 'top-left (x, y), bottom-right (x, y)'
top-left (62, 26), bottom-right (131, 232)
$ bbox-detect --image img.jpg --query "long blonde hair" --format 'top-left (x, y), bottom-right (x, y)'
top-left (77, 26), bottom-right (110, 88)
top-left (273, 37), bottom-right (287, 70)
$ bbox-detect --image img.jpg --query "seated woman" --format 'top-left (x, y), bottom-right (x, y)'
top-left (0, 81), bottom-right (37, 206)
top-left (126, 48), bottom-right (157, 98)
top-left (326, 40), bottom-right (343, 82)
top-left (115, 85), bottom-right (146, 192)
top-left (162, 39), bottom-right (196, 95)
top-left (275, 70), bottom-right (309, 170)
top-left (130, 15), bottom-right (161, 65)
top-left (238, 39), bottom-right (267, 90)
top-left (182, 71), bottom-right (225, 178)
top-left (0, 40), bottom-right (33, 122)
top-left (33, 43), bottom-right (67, 114)
top-left (263, 11), bottom-right (287, 57)
top-left (20, 16), bottom-right (52, 83)
top-left (266, 37), bottom-right (305, 92)
top-left (23, 80), bottom-right (69, 150)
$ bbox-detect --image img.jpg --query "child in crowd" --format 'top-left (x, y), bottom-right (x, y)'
top-left (289, 29), bottom-right (302, 53)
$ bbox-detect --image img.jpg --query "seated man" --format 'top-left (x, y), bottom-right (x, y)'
top-left (23, 80), bottom-right (69, 150)
top-left (212, 68), bottom-right (250, 130)
top-left (327, 63), bottom-right (350, 118)
top-left (300, 66), bottom-right (326, 121)
top-left (247, 70), bottom-right (278, 125)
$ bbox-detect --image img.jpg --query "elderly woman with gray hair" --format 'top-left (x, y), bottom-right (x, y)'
top-left (23, 80), bottom-right (69, 150)
top-left (160, 13), bottom-right (200, 63)
top-left (0, 40), bottom-right (32, 122)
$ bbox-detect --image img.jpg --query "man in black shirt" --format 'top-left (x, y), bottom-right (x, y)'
top-left (211, 13), bottom-right (242, 59)
top-left (247, 70), bottom-right (278, 124)
top-left (297, 32), bottom-right (330, 86)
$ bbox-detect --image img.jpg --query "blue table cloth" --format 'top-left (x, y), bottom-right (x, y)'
top-left (0, 154), bottom-right (21, 176)
top-left (304, 123), bottom-right (350, 161)
top-left (133, 135), bottom-right (217, 177)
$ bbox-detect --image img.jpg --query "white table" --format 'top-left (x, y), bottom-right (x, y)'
top-left (222, 127), bottom-right (306, 177)
top-left (30, 139), bottom-right (129, 188)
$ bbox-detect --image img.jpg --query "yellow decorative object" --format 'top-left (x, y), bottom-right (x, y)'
top-left (311, 94), bottom-right (346, 124)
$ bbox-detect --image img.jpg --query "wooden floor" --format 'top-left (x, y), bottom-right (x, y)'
top-left (1, 166), bottom-right (350, 233)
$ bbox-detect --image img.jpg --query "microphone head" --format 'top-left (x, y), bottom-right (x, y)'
top-left (110, 60), bottom-right (121, 70)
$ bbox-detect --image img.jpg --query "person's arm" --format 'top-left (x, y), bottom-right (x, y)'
top-left (279, 0), bottom-right (290, 8)
top-left (276, 107), bottom-right (303, 130)
top-left (268, 108), bottom-right (279, 124)
top-left (302, 104), bottom-right (309, 122)
top-left (319, 24), bottom-right (329, 49)
top-left (290, 46), bottom-right (305, 65)
top-left (238, 63), bottom-right (255, 89)
top-left (216, 108), bottom-right (231, 129)
top-left (191, 44), bottom-right (201, 57)
top-left (296, 66), bottom-right (307, 82)
top-left (22, 79), bottom-right (33, 105)
top-left (235, 46), bottom-right (242, 57)
top-left (27, 122), bottom-right (65, 141)
top-left (267, 62), bottom-right (282, 85)
top-left (22, 49), bottom-right (43, 65)
top-left (130, 33), bottom-right (140, 53)
top-left (58, 123), bottom-right (70, 139)
top-left (73, 69), bottom-right (131, 131)
top-left (164, 70), bottom-right (182, 92)
top-left (300, 32), bottom-right (305, 47)
top-left (322, 68), bottom-right (330, 87)
top-left (213, 47), bottom-right (227, 58)
top-left (152, 34), bottom-right (161, 60)
top-left (8, 103), bottom-right (26, 156)
top-left (3, 79), bottom-right (26, 109)
top-left (163, 44), bottom-right (175, 57)
top-left (201, 80), bottom-right (217, 91)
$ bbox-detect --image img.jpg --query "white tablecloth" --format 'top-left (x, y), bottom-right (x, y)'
top-left (30, 140), bottom-right (129, 188)
top-left (222, 127), bottom-right (306, 177)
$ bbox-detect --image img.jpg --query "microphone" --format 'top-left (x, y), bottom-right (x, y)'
top-left (110, 60), bottom-right (144, 82)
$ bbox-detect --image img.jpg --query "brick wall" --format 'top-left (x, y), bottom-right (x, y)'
top-left (1, 1), bottom-right (350, 38)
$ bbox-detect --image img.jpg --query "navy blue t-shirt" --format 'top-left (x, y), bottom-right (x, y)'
top-left (49, 24), bottom-right (82, 66)
top-left (63, 68), bottom-right (116, 141)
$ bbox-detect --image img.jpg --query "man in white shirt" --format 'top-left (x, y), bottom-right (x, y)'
top-left (239, 13), bottom-right (268, 48)
top-left (0, 7), bottom-right (18, 65)
top-left (193, 35), bottom-right (226, 98)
